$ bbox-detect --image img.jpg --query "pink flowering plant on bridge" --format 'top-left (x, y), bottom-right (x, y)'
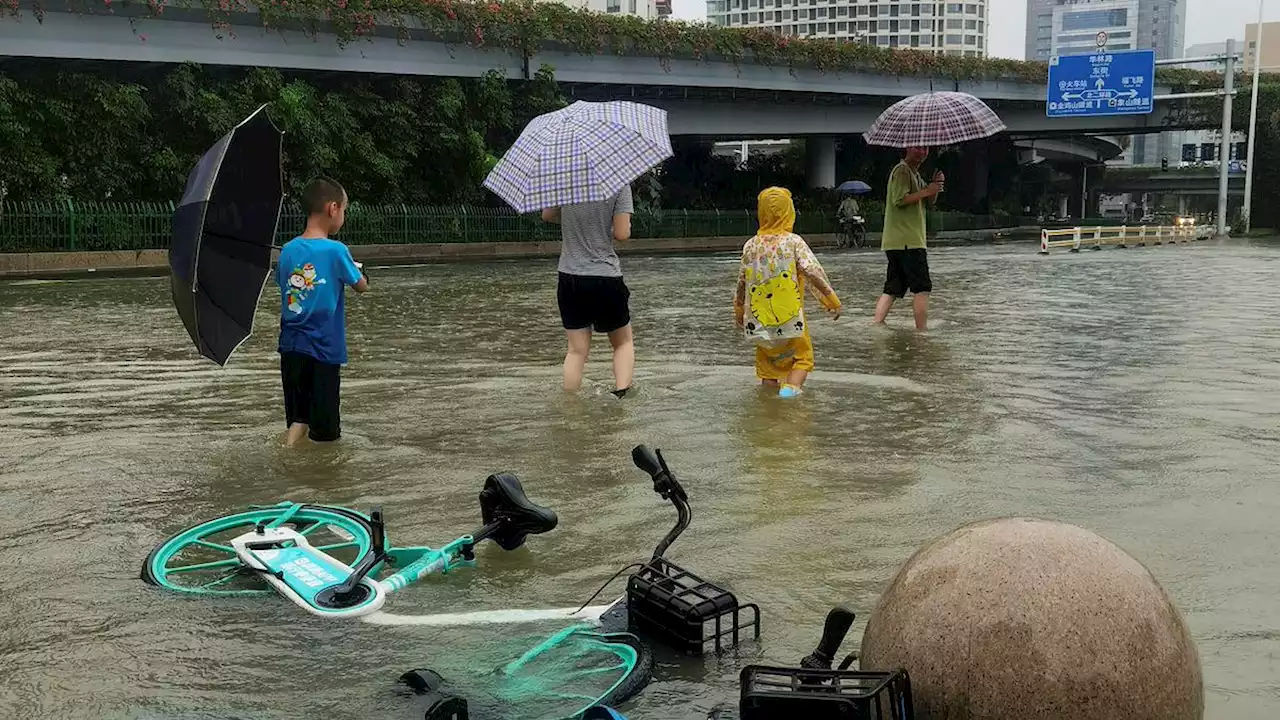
top-left (6, 0), bottom-right (1229, 86)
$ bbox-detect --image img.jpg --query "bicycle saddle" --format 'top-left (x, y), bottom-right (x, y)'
top-left (479, 473), bottom-right (558, 551)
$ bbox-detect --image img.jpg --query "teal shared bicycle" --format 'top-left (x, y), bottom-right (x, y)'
top-left (140, 447), bottom-right (914, 720)
top-left (142, 473), bottom-right (560, 619)
top-left (142, 472), bottom-right (651, 718)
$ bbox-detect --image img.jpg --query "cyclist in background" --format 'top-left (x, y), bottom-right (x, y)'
top-left (837, 194), bottom-right (861, 230)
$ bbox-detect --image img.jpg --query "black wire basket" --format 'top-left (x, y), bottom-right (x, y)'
top-left (739, 666), bottom-right (914, 720)
top-left (626, 556), bottom-right (761, 656)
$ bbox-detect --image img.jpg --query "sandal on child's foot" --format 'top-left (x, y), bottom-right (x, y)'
top-left (778, 384), bottom-right (802, 398)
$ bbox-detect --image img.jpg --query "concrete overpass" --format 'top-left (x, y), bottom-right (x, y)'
top-left (1091, 167), bottom-right (1245, 220)
top-left (1098, 168), bottom-right (1245, 196)
top-left (1013, 137), bottom-right (1127, 165)
top-left (0, 4), bottom-right (1205, 184)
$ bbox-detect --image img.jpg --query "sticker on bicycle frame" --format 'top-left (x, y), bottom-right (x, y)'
top-left (259, 547), bottom-right (352, 603)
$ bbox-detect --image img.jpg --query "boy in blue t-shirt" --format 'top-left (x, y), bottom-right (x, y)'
top-left (276, 177), bottom-right (368, 446)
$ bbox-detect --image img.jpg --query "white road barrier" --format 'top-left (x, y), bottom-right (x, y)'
top-left (1039, 224), bottom-right (1212, 254)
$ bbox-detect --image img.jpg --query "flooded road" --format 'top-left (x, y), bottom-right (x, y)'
top-left (1, 240), bottom-right (1278, 719)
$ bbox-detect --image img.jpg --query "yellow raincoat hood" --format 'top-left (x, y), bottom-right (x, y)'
top-left (756, 187), bottom-right (796, 236)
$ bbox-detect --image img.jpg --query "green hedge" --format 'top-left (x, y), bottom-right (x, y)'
top-left (0, 201), bottom-right (1043, 252)
top-left (6, 0), bottom-right (1246, 87)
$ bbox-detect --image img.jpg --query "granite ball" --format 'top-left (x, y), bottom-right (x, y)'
top-left (859, 517), bottom-right (1202, 720)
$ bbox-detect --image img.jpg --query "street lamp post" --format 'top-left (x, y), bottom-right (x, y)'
top-left (1217, 39), bottom-right (1235, 238)
top-left (1156, 45), bottom-right (1241, 235)
top-left (1243, 0), bottom-right (1265, 233)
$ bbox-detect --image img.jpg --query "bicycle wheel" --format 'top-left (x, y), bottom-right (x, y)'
top-left (141, 504), bottom-right (378, 596)
top-left (487, 627), bottom-right (652, 719)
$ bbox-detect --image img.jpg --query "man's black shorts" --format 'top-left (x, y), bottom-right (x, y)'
top-left (557, 272), bottom-right (631, 333)
top-left (883, 248), bottom-right (933, 298)
top-left (280, 351), bottom-right (341, 442)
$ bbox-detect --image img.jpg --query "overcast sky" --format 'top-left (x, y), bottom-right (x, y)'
top-left (669, 0), bottom-right (1276, 60)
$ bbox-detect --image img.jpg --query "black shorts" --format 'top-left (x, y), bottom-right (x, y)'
top-left (280, 351), bottom-right (341, 442)
top-left (883, 248), bottom-right (933, 298)
top-left (557, 272), bottom-right (631, 333)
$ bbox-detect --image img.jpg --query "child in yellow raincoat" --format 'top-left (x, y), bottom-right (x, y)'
top-left (733, 187), bottom-right (841, 397)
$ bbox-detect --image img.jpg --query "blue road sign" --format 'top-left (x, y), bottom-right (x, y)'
top-left (1047, 49), bottom-right (1155, 118)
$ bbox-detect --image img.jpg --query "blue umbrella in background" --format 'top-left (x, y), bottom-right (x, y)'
top-left (837, 180), bottom-right (872, 195)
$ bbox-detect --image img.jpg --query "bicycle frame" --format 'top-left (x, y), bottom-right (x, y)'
top-left (231, 509), bottom-right (482, 619)
top-left (211, 473), bottom-right (558, 619)
top-left (368, 445), bottom-right (696, 630)
top-left (380, 536), bottom-right (478, 592)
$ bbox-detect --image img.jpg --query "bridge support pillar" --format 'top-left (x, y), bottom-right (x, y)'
top-left (1059, 196), bottom-right (1069, 219)
top-left (805, 136), bottom-right (837, 189)
top-left (955, 146), bottom-right (990, 210)
top-left (1178, 195), bottom-right (1188, 216)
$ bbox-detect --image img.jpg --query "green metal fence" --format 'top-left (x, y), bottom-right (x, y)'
top-left (0, 201), bottom-right (1041, 253)
top-left (0, 201), bottom-right (176, 253)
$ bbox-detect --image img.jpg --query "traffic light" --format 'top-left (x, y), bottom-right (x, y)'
top-left (1161, 157), bottom-right (1169, 171)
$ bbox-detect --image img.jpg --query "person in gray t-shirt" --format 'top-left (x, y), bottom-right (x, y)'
top-left (541, 185), bottom-right (635, 397)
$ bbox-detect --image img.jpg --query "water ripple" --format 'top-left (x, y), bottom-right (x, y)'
top-left (1, 242), bottom-right (1278, 718)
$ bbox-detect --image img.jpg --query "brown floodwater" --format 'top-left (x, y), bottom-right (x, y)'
top-left (1, 240), bottom-right (1277, 719)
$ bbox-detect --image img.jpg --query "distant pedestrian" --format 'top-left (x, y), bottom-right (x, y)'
top-left (541, 184), bottom-right (636, 397)
top-left (873, 147), bottom-right (944, 330)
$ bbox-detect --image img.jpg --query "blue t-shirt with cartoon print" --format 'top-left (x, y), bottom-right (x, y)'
top-left (277, 236), bottom-right (362, 365)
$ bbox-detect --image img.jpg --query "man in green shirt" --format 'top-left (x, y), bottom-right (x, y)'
top-left (873, 147), bottom-right (944, 330)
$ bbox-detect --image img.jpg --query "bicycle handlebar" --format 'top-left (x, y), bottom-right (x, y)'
top-left (632, 445), bottom-right (691, 560)
top-left (800, 606), bottom-right (856, 670)
top-left (631, 445), bottom-right (687, 503)
top-left (324, 506), bottom-right (387, 601)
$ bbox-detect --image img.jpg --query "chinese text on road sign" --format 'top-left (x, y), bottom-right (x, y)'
top-left (1047, 49), bottom-right (1155, 118)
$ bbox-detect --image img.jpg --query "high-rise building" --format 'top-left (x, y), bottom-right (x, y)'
top-left (707, 0), bottom-right (991, 58)
top-left (1025, 0), bottom-right (1185, 166)
top-left (556, 0), bottom-right (659, 18)
top-left (1026, 0), bottom-right (1184, 62)
top-left (1245, 22), bottom-right (1280, 72)
top-left (1182, 40), bottom-right (1239, 70)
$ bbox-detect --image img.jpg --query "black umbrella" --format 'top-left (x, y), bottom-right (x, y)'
top-left (169, 104), bottom-right (284, 366)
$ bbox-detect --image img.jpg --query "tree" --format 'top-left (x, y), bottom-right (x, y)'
top-left (0, 59), bottom-right (552, 206)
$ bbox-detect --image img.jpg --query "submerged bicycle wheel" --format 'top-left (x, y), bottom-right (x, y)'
top-left (481, 626), bottom-right (652, 719)
top-left (141, 504), bottom-right (377, 596)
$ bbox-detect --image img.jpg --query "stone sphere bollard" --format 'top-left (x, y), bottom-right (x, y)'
top-left (859, 517), bottom-right (1202, 720)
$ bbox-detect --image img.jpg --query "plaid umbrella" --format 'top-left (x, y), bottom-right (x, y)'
top-left (484, 101), bottom-right (672, 213)
top-left (863, 91), bottom-right (1006, 148)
